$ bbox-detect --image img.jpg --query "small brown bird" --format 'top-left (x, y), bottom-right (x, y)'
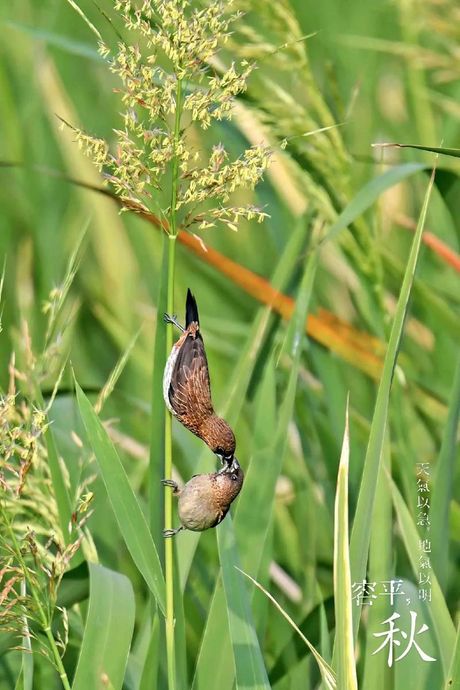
top-left (162, 462), bottom-right (244, 537)
top-left (163, 289), bottom-right (238, 472)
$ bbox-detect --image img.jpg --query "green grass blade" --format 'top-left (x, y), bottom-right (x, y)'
top-left (393, 581), bottom-right (441, 690)
top-left (238, 568), bottom-right (336, 690)
top-left (389, 475), bottom-right (455, 674)
top-left (75, 381), bottom-right (166, 614)
top-left (64, 0), bottom-right (102, 40)
top-left (139, 616), bottom-right (161, 690)
top-left (95, 327), bottom-right (142, 414)
top-left (125, 611), bottom-right (160, 690)
top-left (374, 142), bottom-right (460, 159)
top-left (322, 163), bottom-right (426, 245)
top-left (218, 517), bottom-right (270, 690)
top-left (349, 166), bottom-right (437, 640)
top-left (33, 387), bottom-right (73, 546)
top-left (333, 401), bottom-right (357, 690)
top-left (430, 352), bottom-right (460, 591)
top-left (149, 235), bottom-right (168, 553)
top-left (361, 440), bottom-right (392, 690)
top-left (20, 580), bottom-right (33, 690)
top-left (72, 563), bottom-right (135, 690)
top-left (191, 577), bottom-right (232, 690)
top-left (42, 413), bottom-right (74, 546)
top-left (6, 22), bottom-right (103, 61)
top-left (445, 622), bottom-right (460, 690)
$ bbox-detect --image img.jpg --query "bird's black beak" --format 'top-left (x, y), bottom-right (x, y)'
top-left (216, 454), bottom-right (239, 474)
top-left (229, 456), bottom-right (240, 473)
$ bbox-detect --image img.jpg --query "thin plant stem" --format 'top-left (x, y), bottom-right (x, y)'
top-left (164, 235), bottom-right (177, 690)
top-left (2, 509), bottom-right (71, 690)
top-left (163, 75), bottom-right (183, 690)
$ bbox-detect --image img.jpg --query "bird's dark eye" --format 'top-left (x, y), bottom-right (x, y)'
top-left (231, 473), bottom-right (237, 481)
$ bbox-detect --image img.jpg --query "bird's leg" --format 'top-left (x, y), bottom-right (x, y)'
top-left (163, 526), bottom-right (183, 538)
top-left (161, 478), bottom-right (180, 494)
top-left (163, 313), bottom-right (185, 332)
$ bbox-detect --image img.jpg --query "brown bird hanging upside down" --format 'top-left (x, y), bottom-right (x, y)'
top-left (163, 289), bottom-right (238, 473)
top-left (162, 462), bottom-right (244, 537)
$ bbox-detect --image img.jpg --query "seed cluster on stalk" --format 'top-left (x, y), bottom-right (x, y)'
top-left (0, 390), bottom-right (91, 663)
top-left (71, 0), bottom-right (271, 234)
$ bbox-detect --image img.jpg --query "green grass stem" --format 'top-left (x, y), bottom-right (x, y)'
top-left (163, 75), bottom-right (184, 690)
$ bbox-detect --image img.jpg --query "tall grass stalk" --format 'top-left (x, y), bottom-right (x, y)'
top-left (164, 76), bottom-right (184, 690)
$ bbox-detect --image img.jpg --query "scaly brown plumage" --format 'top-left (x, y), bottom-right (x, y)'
top-left (162, 462), bottom-right (244, 537)
top-left (163, 289), bottom-right (237, 471)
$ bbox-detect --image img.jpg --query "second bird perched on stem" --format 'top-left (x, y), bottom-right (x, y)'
top-left (163, 289), bottom-right (238, 473)
top-left (162, 464), bottom-right (244, 537)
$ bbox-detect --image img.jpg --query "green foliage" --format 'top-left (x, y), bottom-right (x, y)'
top-left (72, 563), bottom-right (135, 690)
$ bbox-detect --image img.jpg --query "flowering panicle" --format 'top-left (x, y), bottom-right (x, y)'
top-left (0, 392), bottom-right (89, 658)
top-left (70, 0), bottom-right (271, 233)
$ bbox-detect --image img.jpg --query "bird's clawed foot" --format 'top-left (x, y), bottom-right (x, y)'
top-left (163, 313), bottom-right (185, 332)
top-left (161, 478), bottom-right (179, 493)
top-left (163, 526), bottom-right (183, 538)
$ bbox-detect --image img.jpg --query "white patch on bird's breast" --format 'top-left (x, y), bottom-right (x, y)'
top-left (163, 344), bottom-right (180, 415)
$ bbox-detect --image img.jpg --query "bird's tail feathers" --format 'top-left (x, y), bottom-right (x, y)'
top-left (185, 288), bottom-right (200, 327)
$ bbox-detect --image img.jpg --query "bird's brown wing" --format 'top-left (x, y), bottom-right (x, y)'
top-left (168, 333), bottom-right (213, 434)
top-left (211, 505), bottom-right (230, 528)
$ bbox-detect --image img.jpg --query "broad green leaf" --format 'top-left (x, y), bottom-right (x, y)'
top-left (218, 518), bottom-right (270, 690)
top-left (333, 402), bottom-right (357, 690)
top-left (75, 381), bottom-right (166, 615)
top-left (72, 563), bottom-right (135, 690)
top-left (389, 476), bottom-right (455, 674)
top-left (349, 166), bottom-right (436, 640)
top-left (430, 352), bottom-right (460, 591)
